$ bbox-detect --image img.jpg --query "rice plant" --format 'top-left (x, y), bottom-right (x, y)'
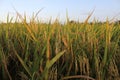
top-left (0, 13), bottom-right (120, 80)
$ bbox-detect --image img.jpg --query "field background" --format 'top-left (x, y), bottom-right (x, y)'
top-left (0, 14), bottom-right (120, 80)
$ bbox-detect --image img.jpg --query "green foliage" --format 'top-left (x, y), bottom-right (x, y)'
top-left (0, 15), bottom-right (120, 80)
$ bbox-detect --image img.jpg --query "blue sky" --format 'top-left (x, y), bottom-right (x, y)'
top-left (0, 0), bottom-right (120, 22)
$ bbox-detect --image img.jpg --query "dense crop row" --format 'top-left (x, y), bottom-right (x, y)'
top-left (0, 15), bottom-right (120, 80)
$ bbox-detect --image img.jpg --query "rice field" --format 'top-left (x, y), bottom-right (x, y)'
top-left (0, 14), bottom-right (120, 80)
